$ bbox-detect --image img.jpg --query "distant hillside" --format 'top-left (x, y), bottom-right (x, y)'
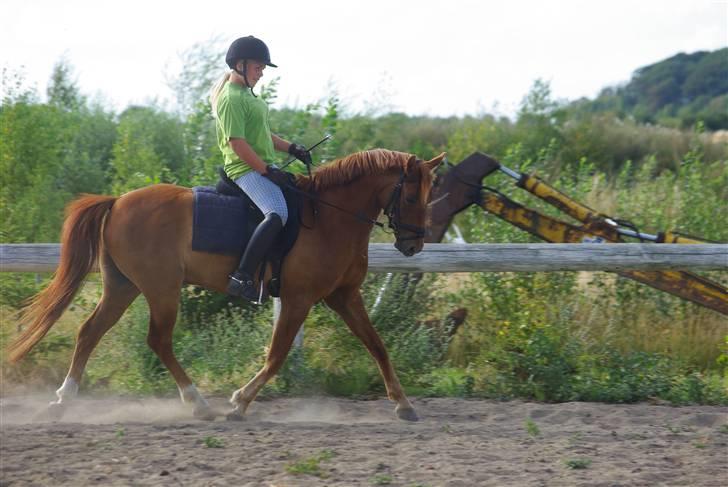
top-left (571, 48), bottom-right (728, 129)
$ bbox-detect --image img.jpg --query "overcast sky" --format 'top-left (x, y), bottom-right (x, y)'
top-left (3, 0), bottom-right (727, 117)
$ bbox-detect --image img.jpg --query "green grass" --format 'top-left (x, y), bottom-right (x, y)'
top-left (564, 458), bottom-right (592, 469)
top-left (203, 436), bottom-right (224, 448)
top-left (370, 474), bottom-right (393, 485)
top-left (525, 419), bottom-right (541, 437)
top-left (285, 450), bottom-right (336, 478)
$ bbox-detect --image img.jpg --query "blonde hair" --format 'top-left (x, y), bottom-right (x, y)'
top-left (209, 71), bottom-right (232, 119)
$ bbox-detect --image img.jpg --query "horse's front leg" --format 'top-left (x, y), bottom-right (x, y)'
top-left (227, 299), bottom-right (312, 421)
top-left (324, 286), bottom-right (418, 421)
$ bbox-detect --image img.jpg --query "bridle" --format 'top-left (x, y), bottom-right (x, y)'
top-left (382, 170), bottom-right (426, 242)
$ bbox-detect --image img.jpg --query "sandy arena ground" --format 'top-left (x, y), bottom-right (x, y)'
top-left (1, 395), bottom-right (727, 486)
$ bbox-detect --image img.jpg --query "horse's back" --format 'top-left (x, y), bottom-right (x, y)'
top-left (107, 184), bottom-right (192, 239)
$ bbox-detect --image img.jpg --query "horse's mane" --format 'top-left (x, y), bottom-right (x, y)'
top-left (295, 149), bottom-right (414, 193)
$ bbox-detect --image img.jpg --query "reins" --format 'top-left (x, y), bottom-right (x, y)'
top-left (282, 181), bottom-right (387, 229)
top-left (281, 139), bottom-right (424, 238)
top-left (282, 168), bottom-right (425, 240)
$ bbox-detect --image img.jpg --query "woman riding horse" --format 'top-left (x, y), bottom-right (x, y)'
top-left (210, 35), bottom-right (312, 302)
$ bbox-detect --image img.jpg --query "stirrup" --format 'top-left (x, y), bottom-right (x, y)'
top-left (227, 273), bottom-right (260, 303)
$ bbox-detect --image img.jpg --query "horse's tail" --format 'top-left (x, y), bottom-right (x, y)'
top-left (6, 194), bottom-right (117, 363)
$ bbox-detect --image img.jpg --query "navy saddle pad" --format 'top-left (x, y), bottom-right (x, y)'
top-left (192, 187), bottom-right (257, 255)
top-left (191, 184), bottom-right (301, 257)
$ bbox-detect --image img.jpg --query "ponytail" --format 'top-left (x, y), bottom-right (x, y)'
top-left (209, 71), bottom-right (232, 118)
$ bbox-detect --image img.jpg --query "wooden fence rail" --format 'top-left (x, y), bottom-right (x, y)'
top-left (1, 243), bottom-right (726, 273)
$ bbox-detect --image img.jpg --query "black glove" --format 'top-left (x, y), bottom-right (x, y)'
top-left (288, 143), bottom-right (312, 166)
top-left (263, 166), bottom-right (290, 187)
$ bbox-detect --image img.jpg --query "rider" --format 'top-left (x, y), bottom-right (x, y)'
top-left (210, 35), bottom-right (311, 302)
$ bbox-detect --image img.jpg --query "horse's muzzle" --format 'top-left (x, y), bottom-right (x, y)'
top-left (395, 239), bottom-right (423, 257)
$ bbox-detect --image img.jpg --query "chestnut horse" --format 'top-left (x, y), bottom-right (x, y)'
top-left (8, 149), bottom-right (444, 421)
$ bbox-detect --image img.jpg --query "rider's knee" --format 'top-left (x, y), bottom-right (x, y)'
top-left (268, 210), bottom-right (287, 227)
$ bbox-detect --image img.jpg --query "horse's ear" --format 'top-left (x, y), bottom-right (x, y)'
top-left (424, 152), bottom-right (446, 172)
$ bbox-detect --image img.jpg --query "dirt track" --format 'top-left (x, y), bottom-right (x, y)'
top-left (1, 395), bottom-right (727, 486)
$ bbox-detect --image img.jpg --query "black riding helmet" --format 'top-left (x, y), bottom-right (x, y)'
top-left (226, 36), bottom-right (276, 97)
top-left (226, 36), bottom-right (277, 69)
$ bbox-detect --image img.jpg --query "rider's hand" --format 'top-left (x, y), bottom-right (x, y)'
top-left (288, 143), bottom-right (312, 166)
top-left (263, 166), bottom-right (290, 187)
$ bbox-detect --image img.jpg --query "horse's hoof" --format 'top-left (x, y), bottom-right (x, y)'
top-left (225, 408), bottom-right (245, 421)
top-left (395, 406), bottom-right (419, 422)
top-left (36, 402), bottom-right (66, 422)
top-left (193, 405), bottom-right (217, 421)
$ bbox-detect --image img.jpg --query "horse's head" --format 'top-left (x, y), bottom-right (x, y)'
top-left (386, 152), bottom-right (446, 256)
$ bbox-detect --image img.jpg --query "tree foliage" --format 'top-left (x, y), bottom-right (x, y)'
top-left (573, 48), bottom-right (728, 130)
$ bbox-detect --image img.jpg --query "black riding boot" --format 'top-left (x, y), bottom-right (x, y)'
top-left (227, 213), bottom-right (283, 302)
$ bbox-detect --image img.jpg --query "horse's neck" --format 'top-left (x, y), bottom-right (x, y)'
top-left (309, 173), bottom-right (393, 241)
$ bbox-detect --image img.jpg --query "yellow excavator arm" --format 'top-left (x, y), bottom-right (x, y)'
top-left (428, 152), bottom-right (727, 315)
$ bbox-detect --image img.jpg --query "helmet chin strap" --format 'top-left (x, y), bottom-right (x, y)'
top-left (234, 60), bottom-right (257, 97)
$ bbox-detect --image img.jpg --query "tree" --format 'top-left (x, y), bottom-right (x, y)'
top-left (110, 106), bottom-right (187, 192)
top-left (0, 101), bottom-right (72, 241)
top-left (1, 65), bottom-right (115, 242)
top-left (578, 48), bottom-right (728, 129)
top-left (513, 79), bottom-right (565, 163)
top-left (166, 39), bottom-right (226, 116)
top-left (47, 59), bottom-right (84, 111)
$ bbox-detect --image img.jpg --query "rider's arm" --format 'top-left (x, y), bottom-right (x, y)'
top-left (228, 138), bottom-right (268, 174)
top-left (271, 134), bottom-right (292, 153)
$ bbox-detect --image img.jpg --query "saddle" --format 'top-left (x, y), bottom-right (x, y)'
top-left (191, 168), bottom-right (302, 298)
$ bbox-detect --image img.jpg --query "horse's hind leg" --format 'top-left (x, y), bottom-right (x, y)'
top-left (144, 287), bottom-right (215, 420)
top-left (325, 286), bottom-right (418, 421)
top-left (50, 253), bottom-right (140, 413)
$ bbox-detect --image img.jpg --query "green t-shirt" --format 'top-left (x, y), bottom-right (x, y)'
top-left (215, 82), bottom-right (276, 179)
